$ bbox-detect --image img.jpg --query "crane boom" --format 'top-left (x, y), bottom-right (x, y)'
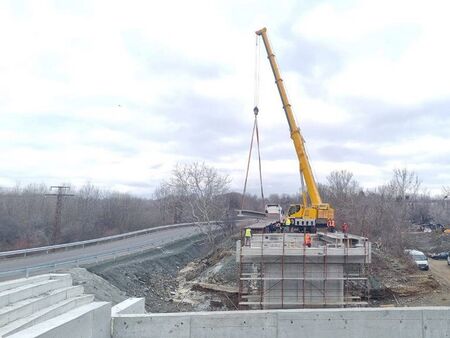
top-left (256, 27), bottom-right (322, 205)
top-left (256, 27), bottom-right (334, 231)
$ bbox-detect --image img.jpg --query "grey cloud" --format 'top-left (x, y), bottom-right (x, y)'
top-left (122, 181), bottom-right (153, 188)
top-left (260, 142), bottom-right (297, 161)
top-left (149, 163), bottom-right (163, 170)
top-left (282, 32), bottom-right (342, 81)
top-left (83, 141), bottom-right (140, 157)
top-left (154, 93), bottom-right (250, 160)
top-left (2, 113), bottom-right (142, 157)
top-left (123, 31), bottom-right (223, 79)
top-left (337, 98), bottom-right (450, 143)
top-left (241, 172), bottom-right (303, 196)
top-left (316, 144), bottom-right (383, 165)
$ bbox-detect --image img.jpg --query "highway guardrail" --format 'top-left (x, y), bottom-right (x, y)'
top-left (0, 232), bottom-right (208, 280)
top-left (0, 221), bottom-right (224, 259)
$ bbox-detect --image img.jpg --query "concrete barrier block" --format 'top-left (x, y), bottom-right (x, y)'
top-left (48, 274), bottom-right (72, 281)
top-left (31, 295), bottom-right (95, 326)
top-left (30, 278), bottom-right (72, 297)
top-left (66, 284), bottom-right (84, 298)
top-left (33, 285), bottom-right (83, 311)
top-left (1, 279), bottom-right (66, 307)
top-left (0, 285), bottom-right (85, 328)
top-left (2, 287), bottom-right (32, 307)
top-left (8, 301), bottom-right (111, 338)
top-left (92, 301), bottom-right (112, 338)
top-left (112, 298), bottom-right (145, 316)
top-left (0, 295), bottom-right (95, 337)
top-left (0, 274), bottom-right (74, 309)
top-left (0, 275), bottom-right (50, 293)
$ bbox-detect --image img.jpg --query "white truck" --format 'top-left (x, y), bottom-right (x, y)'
top-left (265, 204), bottom-right (283, 222)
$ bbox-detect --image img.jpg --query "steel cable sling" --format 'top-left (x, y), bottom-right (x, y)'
top-left (241, 35), bottom-right (265, 211)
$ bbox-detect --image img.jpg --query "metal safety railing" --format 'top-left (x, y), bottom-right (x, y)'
top-left (0, 221), bottom-right (219, 259)
top-left (0, 234), bottom-right (204, 280)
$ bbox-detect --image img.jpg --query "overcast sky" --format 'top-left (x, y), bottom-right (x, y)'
top-left (1, 0), bottom-right (449, 196)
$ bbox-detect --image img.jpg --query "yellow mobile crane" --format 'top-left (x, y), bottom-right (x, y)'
top-left (256, 27), bottom-right (334, 232)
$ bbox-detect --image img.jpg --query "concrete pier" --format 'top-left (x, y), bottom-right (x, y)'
top-left (238, 232), bottom-right (371, 308)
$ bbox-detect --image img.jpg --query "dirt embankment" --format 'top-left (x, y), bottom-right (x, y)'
top-left (88, 232), bottom-right (238, 313)
top-left (62, 267), bottom-right (127, 305)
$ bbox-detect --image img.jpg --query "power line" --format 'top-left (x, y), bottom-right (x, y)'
top-left (45, 186), bottom-right (74, 244)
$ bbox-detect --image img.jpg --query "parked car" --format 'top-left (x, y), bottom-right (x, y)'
top-left (430, 252), bottom-right (449, 260)
top-left (405, 249), bottom-right (429, 271)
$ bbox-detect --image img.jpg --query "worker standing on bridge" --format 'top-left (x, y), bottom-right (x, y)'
top-left (304, 233), bottom-right (312, 248)
top-left (342, 223), bottom-right (349, 237)
top-left (245, 227), bottom-right (252, 246)
top-left (328, 219), bottom-right (336, 233)
top-left (284, 217), bottom-right (291, 233)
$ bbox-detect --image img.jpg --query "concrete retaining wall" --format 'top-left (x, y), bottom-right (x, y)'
top-left (112, 306), bottom-right (450, 338)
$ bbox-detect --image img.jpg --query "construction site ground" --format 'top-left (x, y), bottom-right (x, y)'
top-left (370, 230), bottom-right (450, 307)
top-left (86, 231), bottom-right (239, 312)
top-left (58, 229), bottom-right (450, 312)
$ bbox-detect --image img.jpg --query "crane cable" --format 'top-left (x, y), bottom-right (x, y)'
top-left (241, 35), bottom-right (265, 211)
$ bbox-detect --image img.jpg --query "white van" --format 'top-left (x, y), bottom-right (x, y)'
top-left (405, 249), bottom-right (429, 271)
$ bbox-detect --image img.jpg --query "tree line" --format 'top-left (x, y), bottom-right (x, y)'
top-left (0, 163), bottom-right (448, 253)
top-left (0, 163), bottom-right (236, 250)
top-left (263, 168), bottom-right (449, 254)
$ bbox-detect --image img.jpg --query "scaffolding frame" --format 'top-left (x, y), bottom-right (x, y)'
top-left (238, 231), bottom-right (370, 310)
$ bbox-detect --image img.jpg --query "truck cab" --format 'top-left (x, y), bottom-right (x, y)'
top-left (265, 204), bottom-right (283, 222)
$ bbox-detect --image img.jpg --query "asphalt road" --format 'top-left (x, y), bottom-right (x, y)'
top-left (0, 225), bottom-right (201, 280)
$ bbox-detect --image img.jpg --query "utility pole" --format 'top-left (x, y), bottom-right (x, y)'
top-left (45, 186), bottom-right (74, 244)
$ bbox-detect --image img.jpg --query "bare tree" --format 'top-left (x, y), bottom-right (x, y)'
top-left (322, 170), bottom-right (361, 229)
top-left (160, 162), bottom-right (231, 244)
top-left (154, 184), bottom-right (184, 224)
top-left (326, 170), bottom-right (359, 200)
top-left (443, 186), bottom-right (450, 198)
top-left (390, 168), bottom-right (421, 201)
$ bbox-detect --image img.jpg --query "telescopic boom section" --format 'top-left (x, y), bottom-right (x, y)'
top-left (256, 27), bottom-right (322, 206)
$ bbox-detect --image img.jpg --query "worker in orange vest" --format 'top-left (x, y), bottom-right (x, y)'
top-left (328, 219), bottom-right (336, 233)
top-left (304, 233), bottom-right (312, 248)
top-left (342, 223), bottom-right (349, 237)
